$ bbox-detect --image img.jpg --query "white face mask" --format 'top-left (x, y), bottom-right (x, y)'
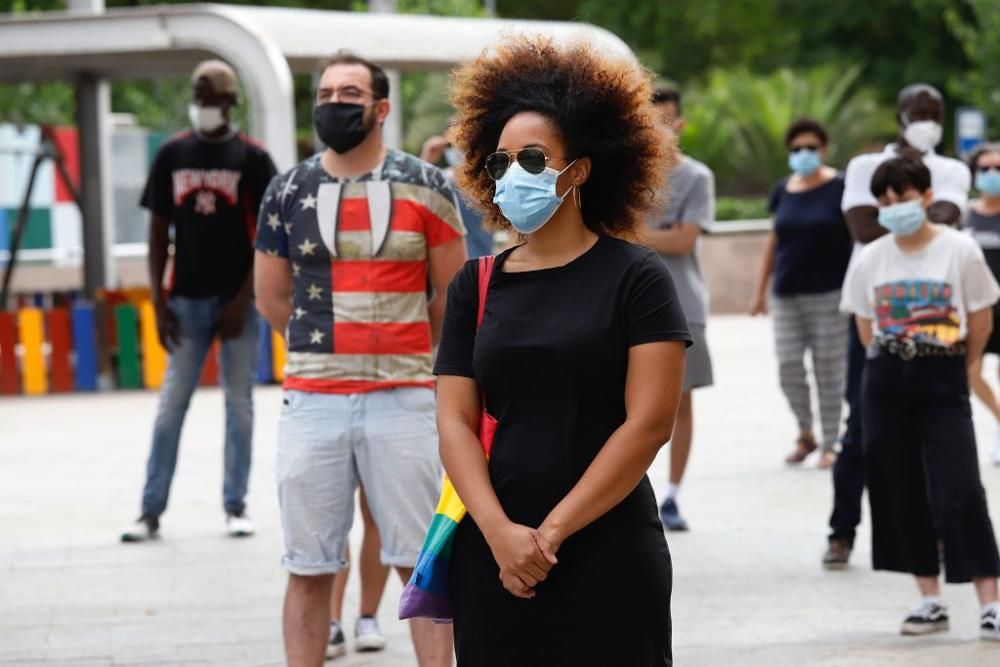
top-left (902, 120), bottom-right (942, 153)
top-left (188, 104), bottom-right (226, 133)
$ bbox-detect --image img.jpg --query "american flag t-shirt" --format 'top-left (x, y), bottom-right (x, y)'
top-left (255, 150), bottom-right (465, 394)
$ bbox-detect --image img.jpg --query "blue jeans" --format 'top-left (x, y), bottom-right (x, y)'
top-left (141, 296), bottom-right (258, 518)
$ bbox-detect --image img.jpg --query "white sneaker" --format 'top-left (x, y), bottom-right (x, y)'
top-left (982, 604), bottom-right (1000, 641)
top-left (120, 515), bottom-right (159, 543)
top-left (225, 513), bottom-right (255, 538)
top-left (901, 600), bottom-right (949, 636)
top-left (326, 621), bottom-right (347, 659)
top-left (355, 616), bottom-right (387, 652)
top-left (991, 430), bottom-right (1000, 466)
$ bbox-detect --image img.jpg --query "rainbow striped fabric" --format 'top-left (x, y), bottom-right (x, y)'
top-left (399, 255), bottom-right (495, 622)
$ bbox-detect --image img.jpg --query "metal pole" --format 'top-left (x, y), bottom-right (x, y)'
top-left (484, 0), bottom-right (498, 16)
top-left (69, 0), bottom-right (115, 298)
top-left (75, 74), bottom-right (117, 297)
top-left (369, 0), bottom-right (403, 151)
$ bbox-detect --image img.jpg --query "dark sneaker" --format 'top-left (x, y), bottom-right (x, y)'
top-left (120, 515), bottom-right (159, 543)
top-left (901, 600), bottom-right (949, 636)
top-left (659, 498), bottom-right (689, 532)
top-left (982, 604), bottom-right (1000, 642)
top-left (326, 621), bottom-right (346, 659)
top-left (822, 538), bottom-right (852, 570)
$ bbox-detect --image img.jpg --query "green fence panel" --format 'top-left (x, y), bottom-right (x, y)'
top-left (114, 304), bottom-right (141, 389)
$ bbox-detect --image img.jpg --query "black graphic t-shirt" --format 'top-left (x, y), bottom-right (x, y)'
top-left (140, 130), bottom-right (277, 299)
top-left (966, 207), bottom-right (1000, 282)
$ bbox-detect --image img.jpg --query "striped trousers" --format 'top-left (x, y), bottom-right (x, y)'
top-left (771, 289), bottom-right (848, 451)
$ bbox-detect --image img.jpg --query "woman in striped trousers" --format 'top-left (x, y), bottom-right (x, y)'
top-left (750, 119), bottom-right (854, 469)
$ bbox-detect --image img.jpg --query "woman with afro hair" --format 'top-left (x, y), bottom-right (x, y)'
top-left (432, 35), bottom-right (691, 665)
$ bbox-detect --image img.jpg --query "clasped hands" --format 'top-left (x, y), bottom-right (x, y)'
top-left (485, 521), bottom-right (561, 600)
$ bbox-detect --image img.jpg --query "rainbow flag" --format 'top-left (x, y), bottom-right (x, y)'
top-left (399, 413), bottom-right (496, 622)
top-left (399, 254), bottom-right (496, 622)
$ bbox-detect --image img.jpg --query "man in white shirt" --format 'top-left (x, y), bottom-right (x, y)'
top-left (825, 83), bottom-right (971, 570)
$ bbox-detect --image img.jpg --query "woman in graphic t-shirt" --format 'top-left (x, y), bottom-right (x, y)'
top-left (964, 143), bottom-right (1000, 466)
top-left (841, 154), bottom-right (1000, 641)
top-left (750, 119), bottom-right (853, 469)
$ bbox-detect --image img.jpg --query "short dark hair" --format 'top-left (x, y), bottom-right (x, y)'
top-left (870, 154), bottom-right (931, 198)
top-left (651, 86), bottom-right (682, 115)
top-left (897, 83), bottom-right (943, 113)
top-left (968, 143), bottom-right (1000, 174)
top-left (784, 118), bottom-right (828, 147)
top-left (321, 52), bottom-right (390, 99)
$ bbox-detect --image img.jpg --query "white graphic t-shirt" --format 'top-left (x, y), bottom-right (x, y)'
top-left (841, 225), bottom-right (1000, 347)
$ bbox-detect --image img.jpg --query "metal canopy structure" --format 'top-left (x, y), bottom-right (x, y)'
top-left (0, 4), bottom-right (633, 170)
top-left (0, 4), bottom-right (631, 296)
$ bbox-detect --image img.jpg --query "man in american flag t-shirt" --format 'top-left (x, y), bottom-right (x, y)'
top-left (254, 53), bottom-right (464, 665)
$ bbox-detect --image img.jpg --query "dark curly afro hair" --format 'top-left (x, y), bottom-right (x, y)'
top-left (448, 34), bottom-right (675, 237)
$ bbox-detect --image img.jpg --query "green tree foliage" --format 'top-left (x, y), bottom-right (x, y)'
top-left (0, 0), bottom-right (990, 197)
top-left (575, 0), bottom-right (972, 105)
top-left (682, 64), bottom-right (895, 195)
top-left (945, 0), bottom-right (1000, 131)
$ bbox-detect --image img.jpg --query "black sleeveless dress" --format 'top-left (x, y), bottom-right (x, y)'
top-left (434, 235), bottom-right (691, 666)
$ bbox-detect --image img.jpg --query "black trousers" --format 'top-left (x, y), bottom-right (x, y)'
top-left (829, 318), bottom-right (866, 544)
top-left (862, 352), bottom-right (1000, 583)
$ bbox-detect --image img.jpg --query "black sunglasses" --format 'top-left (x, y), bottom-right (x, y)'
top-left (789, 144), bottom-right (821, 154)
top-left (485, 148), bottom-right (565, 180)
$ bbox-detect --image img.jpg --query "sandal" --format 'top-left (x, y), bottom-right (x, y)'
top-left (817, 449), bottom-right (838, 470)
top-left (785, 433), bottom-right (817, 465)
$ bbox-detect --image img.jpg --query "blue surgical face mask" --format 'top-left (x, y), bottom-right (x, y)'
top-left (788, 148), bottom-right (821, 176)
top-left (492, 160), bottom-right (576, 234)
top-left (878, 199), bottom-right (926, 237)
top-left (976, 169), bottom-right (1000, 196)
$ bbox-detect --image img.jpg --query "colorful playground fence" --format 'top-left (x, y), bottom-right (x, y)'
top-left (0, 291), bottom-right (285, 396)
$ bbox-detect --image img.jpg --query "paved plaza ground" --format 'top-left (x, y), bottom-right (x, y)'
top-left (3, 315), bottom-right (1000, 666)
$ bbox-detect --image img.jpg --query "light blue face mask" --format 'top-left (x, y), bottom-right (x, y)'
top-left (493, 160), bottom-right (577, 234)
top-left (878, 199), bottom-right (926, 237)
top-left (976, 169), bottom-right (1000, 196)
top-left (788, 148), bottom-right (821, 176)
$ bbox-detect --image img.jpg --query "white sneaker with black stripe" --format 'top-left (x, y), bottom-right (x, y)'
top-left (901, 600), bottom-right (949, 636)
top-left (120, 515), bottom-right (159, 543)
top-left (982, 604), bottom-right (1000, 642)
top-left (326, 621), bottom-right (346, 659)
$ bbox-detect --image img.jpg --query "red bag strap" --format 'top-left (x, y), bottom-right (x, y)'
top-left (476, 255), bottom-right (495, 330)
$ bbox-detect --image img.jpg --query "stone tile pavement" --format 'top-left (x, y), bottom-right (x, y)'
top-left (2, 315), bottom-right (1000, 666)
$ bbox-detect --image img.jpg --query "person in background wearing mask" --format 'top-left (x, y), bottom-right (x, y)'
top-left (120, 60), bottom-right (277, 543)
top-left (829, 83), bottom-right (971, 570)
top-left (640, 85), bottom-right (715, 532)
top-left (254, 52), bottom-right (464, 667)
top-left (750, 119), bottom-right (852, 475)
top-left (841, 154), bottom-right (1000, 641)
top-left (422, 134), bottom-right (495, 258)
top-left (964, 144), bottom-right (1000, 467)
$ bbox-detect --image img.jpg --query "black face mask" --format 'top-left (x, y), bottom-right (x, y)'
top-left (314, 102), bottom-right (375, 154)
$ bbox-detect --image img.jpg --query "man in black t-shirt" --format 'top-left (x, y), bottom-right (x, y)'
top-left (120, 60), bottom-right (277, 543)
